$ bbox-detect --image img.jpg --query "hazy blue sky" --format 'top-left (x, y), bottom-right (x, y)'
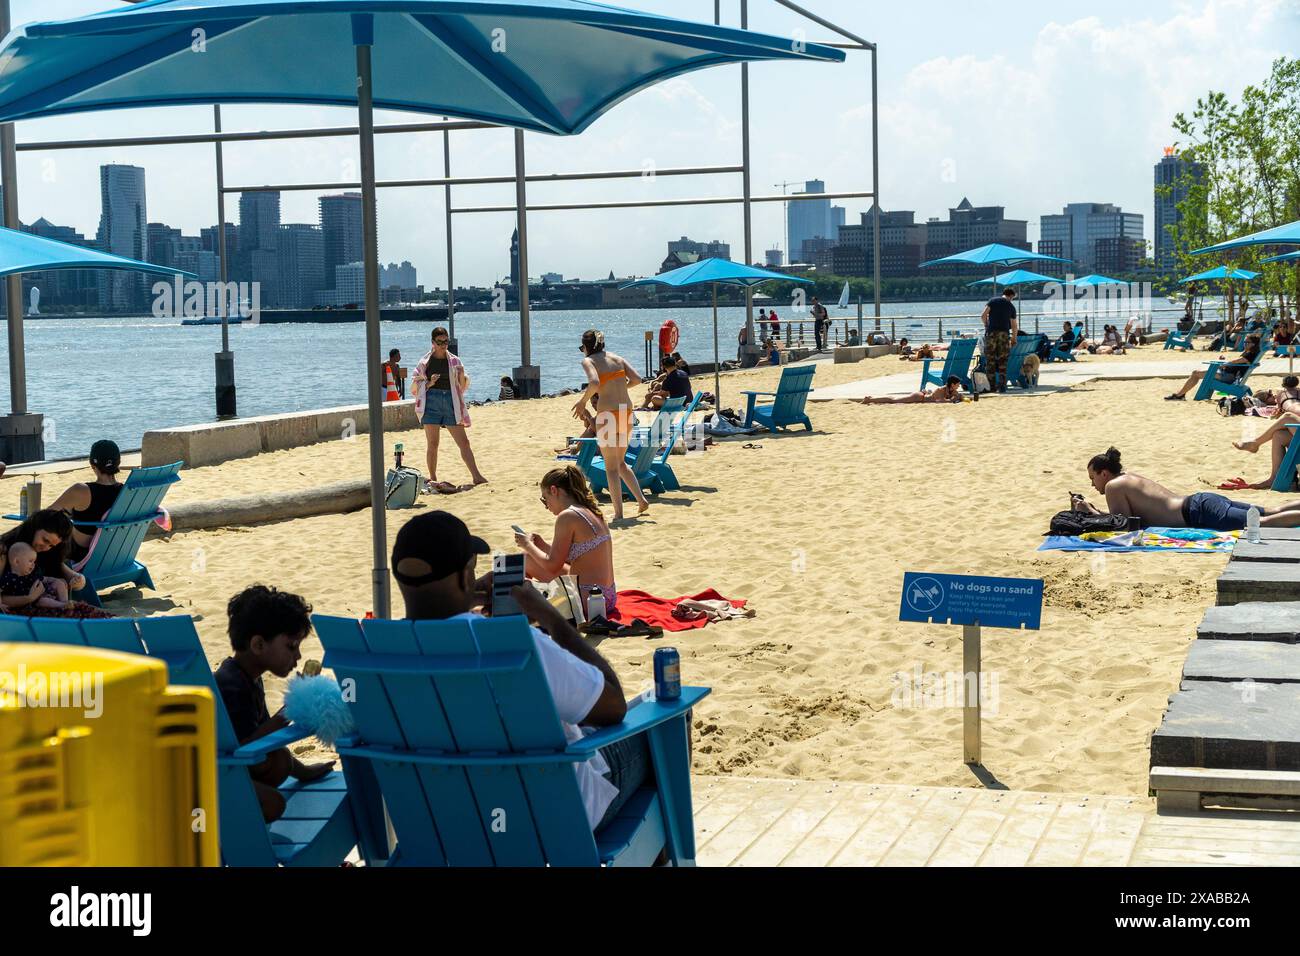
top-left (7, 0), bottom-right (1299, 286)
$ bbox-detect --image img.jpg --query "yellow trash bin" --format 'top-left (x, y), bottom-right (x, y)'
top-left (0, 642), bottom-right (219, 866)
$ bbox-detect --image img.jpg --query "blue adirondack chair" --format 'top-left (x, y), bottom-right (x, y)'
top-left (71, 461), bottom-right (181, 606)
top-left (1270, 424), bottom-right (1300, 492)
top-left (311, 612), bottom-right (709, 866)
top-left (920, 336), bottom-right (977, 391)
top-left (1193, 358), bottom-right (1261, 401)
top-left (574, 436), bottom-right (662, 497)
top-left (1046, 328), bottom-right (1080, 362)
top-left (1005, 333), bottom-right (1045, 389)
top-left (1164, 322), bottom-right (1200, 350)
top-left (0, 613), bottom-right (384, 867)
top-left (742, 364), bottom-right (816, 432)
top-left (638, 391), bottom-right (703, 492)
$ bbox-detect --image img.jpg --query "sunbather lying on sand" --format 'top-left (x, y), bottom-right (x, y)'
top-left (858, 375), bottom-right (963, 404)
top-left (1074, 446), bottom-right (1300, 530)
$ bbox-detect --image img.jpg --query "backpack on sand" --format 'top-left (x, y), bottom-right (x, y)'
top-left (1047, 511), bottom-right (1131, 536)
top-left (385, 466), bottom-right (422, 509)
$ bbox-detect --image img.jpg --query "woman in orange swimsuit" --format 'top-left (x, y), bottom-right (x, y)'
top-left (572, 329), bottom-right (649, 520)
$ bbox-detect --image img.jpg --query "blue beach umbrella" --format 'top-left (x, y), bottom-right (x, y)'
top-left (1192, 220), bottom-right (1300, 255)
top-left (1262, 250), bottom-right (1300, 264)
top-left (1064, 274), bottom-right (1126, 287)
top-left (622, 258), bottom-right (813, 408)
top-left (921, 243), bottom-right (1071, 295)
top-left (1179, 266), bottom-right (1260, 283)
top-left (0, 0), bottom-right (843, 617)
top-left (965, 269), bottom-right (1056, 287)
top-left (0, 225), bottom-right (195, 281)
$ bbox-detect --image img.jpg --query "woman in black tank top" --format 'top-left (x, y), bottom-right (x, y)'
top-left (48, 439), bottom-right (124, 563)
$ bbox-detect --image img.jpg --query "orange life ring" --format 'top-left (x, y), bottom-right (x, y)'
top-left (658, 319), bottom-right (679, 355)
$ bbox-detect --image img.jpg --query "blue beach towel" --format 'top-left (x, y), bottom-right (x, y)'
top-left (1039, 526), bottom-right (1238, 554)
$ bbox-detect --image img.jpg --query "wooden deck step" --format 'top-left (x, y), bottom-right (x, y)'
top-left (1150, 765), bottom-right (1300, 813)
top-left (1231, 539), bottom-right (1300, 562)
top-left (1183, 640), bottom-right (1300, 682)
top-left (1150, 680), bottom-right (1300, 772)
top-left (1198, 602), bottom-right (1300, 643)
top-left (1217, 561), bottom-right (1300, 605)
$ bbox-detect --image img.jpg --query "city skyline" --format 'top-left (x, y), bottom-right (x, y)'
top-left (2, 0), bottom-right (1293, 290)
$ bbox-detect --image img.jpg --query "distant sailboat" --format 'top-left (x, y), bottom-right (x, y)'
top-left (836, 280), bottom-right (850, 310)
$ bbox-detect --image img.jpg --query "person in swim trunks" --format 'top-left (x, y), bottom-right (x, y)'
top-left (571, 329), bottom-right (649, 521)
top-left (1073, 446), bottom-right (1300, 531)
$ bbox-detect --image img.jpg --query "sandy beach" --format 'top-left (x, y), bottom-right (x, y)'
top-left (13, 345), bottom-right (1298, 798)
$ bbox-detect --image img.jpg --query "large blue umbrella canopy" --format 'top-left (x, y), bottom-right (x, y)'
top-left (1263, 250), bottom-right (1300, 264)
top-left (1180, 266), bottom-right (1260, 283)
top-left (965, 269), bottom-right (1055, 288)
top-left (0, 225), bottom-right (194, 279)
top-left (0, 0), bottom-right (843, 618)
top-left (0, 0), bottom-right (844, 131)
top-left (1064, 274), bottom-right (1126, 287)
top-left (920, 243), bottom-right (1072, 269)
top-left (622, 257), bottom-right (814, 290)
top-left (1192, 220), bottom-right (1300, 256)
top-left (622, 258), bottom-right (813, 407)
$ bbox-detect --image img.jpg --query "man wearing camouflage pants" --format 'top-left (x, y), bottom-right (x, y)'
top-left (981, 288), bottom-right (1019, 393)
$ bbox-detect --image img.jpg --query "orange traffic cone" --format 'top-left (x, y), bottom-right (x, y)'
top-left (384, 364), bottom-right (400, 402)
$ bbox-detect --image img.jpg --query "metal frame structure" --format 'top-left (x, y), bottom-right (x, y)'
top-left (0, 0), bottom-right (879, 459)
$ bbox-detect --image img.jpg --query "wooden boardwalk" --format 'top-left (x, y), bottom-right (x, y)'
top-left (693, 776), bottom-right (1300, 866)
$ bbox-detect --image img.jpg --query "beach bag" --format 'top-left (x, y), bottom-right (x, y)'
top-left (384, 466), bottom-right (422, 509)
top-left (543, 574), bottom-right (586, 625)
top-left (971, 371), bottom-right (991, 394)
top-left (1048, 511), bottom-right (1130, 536)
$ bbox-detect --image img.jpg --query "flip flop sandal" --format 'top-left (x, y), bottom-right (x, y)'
top-left (614, 618), bottom-right (662, 639)
top-left (580, 616), bottom-right (617, 637)
top-left (432, 481), bottom-right (459, 494)
top-left (1218, 477), bottom-right (1250, 490)
top-left (742, 442), bottom-right (763, 449)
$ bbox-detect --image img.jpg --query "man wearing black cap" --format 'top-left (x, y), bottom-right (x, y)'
top-left (392, 511), bottom-right (653, 834)
top-left (49, 439), bottom-right (125, 563)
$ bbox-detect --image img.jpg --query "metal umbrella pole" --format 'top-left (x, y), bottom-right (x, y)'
top-left (712, 281), bottom-right (721, 411)
top-left (355, 25), bottom-right (390, 620)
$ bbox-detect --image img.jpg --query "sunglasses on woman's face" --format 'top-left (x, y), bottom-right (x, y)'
top-left (434, 338), bottom-right (449, 346)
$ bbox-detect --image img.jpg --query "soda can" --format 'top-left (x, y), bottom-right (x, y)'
top-left (654, 647), bottom-right (681, 701)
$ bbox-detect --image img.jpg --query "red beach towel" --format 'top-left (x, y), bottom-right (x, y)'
top-left (609, 588), bottom-right (746, 632)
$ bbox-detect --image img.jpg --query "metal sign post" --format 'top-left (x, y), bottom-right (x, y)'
top-left (899, 572), bottom-right (1042, 768)
top-left (963, 620), bottom-right (981, 765)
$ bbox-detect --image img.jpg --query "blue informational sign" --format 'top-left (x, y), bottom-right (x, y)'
top-left (899, 572), bottom-right (1043, 630)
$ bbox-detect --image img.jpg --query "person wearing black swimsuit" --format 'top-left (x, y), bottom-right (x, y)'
top-left (48, 439), bottom-right (124, 564)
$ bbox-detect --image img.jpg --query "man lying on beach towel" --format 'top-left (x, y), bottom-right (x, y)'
top-left (1073, 445), bottom-right (1300, 531)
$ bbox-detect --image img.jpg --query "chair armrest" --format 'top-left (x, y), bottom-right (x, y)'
top-left (226, 723), bottom-right (315, 764)
top-left (567, 686), bottom-right (711, 756)
top-left (739, 390), bottom-right (777, 398)
top-left (56, 511), bottom-right (164, 530)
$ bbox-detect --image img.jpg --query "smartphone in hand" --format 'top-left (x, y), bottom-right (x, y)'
top-left (491, 553), bottom-right (526, 617)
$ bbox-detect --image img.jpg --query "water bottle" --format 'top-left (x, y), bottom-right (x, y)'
top-left (1246, 506), bottom-right (1261, 543)
top-left (586, 586), bottom-right (606, 621)
top-left (394, 441), bottom-right (404, 470)
top-left (17, 484), bottom-right (27, 518)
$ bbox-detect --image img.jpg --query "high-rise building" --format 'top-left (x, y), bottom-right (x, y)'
top-left (96, 164), bottom-right (148, 311)
top-left (147, 223), bottom-right (181, 268)
top-left (1154, 147), bottom-right (1206, 276)
top-left (201, 222), bottom-right (239, 260)
top-left (239, 192), bottom-right (281, 252)
top-left (922, 198), bottom-right (1028, 274)
top-left (319, 193), bottom-right (367, 290)
top-left (1039, 202), bottom-right (1144, 276)
top-left (509, 228), bottom-right (519, 286)
top-left (382, 260), bottom-right (417, 288)
top-left (277, 224), bottom-right (326, 309)
top-left (765, 248), bottom-right (783, 267)
top-left (787, 180), bottom-right (834, 263)
top-left (845, 205), bottom-right (927, 278)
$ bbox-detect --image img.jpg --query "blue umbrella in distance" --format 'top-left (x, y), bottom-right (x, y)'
top-left (623, 258), bottom-right (813, 408)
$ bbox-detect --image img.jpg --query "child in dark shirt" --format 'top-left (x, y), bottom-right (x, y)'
top-left (215, 584), bottom-right (335, 822)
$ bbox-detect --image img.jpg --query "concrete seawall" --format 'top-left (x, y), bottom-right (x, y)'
top-left (142, 400), bottom-right (419, 469)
